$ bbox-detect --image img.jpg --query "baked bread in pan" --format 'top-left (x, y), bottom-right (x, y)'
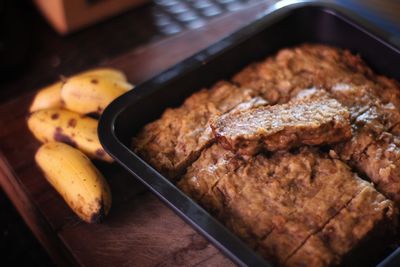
top-left (133, 44), bottom-right (400, 266)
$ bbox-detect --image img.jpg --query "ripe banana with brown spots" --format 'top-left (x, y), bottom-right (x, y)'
top-left (28, 108), bottom-right (113, 162)
top-left (29, 68), bottom-right (130, 112)
top-left (61, 75), bottom-right (133, 115)
top-left (35, 142), bottom-right (112, 223)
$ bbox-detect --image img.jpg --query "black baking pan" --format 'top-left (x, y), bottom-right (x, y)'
top-left (98, 1), bottom-right (400, 266)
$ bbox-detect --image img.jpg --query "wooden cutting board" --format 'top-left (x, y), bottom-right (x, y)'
top-left (0, 2), bottom-right (274, 266)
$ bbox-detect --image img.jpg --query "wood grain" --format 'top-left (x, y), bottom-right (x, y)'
top-left (0, 2), bottom-right (274, 266)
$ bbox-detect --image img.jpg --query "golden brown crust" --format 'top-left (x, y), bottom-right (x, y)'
top-left (212, 97), bottom-right (352, 155)
top-left (234, 44), bottom-right (400, 205)
top-left (132, 81), bottom-right (259, 178)
top-left (286, 186), bottom-right (396, 267)
top-left (233, 44), bottom-right (376, 104)
top-left (179, 145), bottom-right (397, 267)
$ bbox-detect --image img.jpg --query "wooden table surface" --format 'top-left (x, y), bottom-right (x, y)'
top-left (2, 0), bottom-right (400, 266)
top-left (0, 1), bottom-right (274, 266)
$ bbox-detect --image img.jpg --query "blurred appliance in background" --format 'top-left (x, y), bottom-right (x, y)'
top-left (153, 0), bottom-right (264, 35)
top-left (34, 0), bottom-right (149, 35)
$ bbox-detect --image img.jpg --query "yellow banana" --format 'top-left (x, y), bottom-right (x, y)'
top-left (79, 68), bottom-right (128, 82)
top-left (35, 142), bottom-right (112, 223)
top-left (28, 108), bottom-right (113, 162)
top-left (61, 75), bottom-right (133, 115)
top-left (29, 68), bottom-right (129, 112)
top-left (30, 82), bottom-right (64, 112)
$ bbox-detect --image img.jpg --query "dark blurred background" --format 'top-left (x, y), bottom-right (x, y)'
top-left (1, 0), bottom-right (399, 266)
